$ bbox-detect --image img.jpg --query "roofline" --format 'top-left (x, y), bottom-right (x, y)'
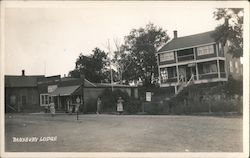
top-left (5, 86), bottom-right (38, 88)
top-left (156, 42), bottom-right (217, 55)
top-left (84, 79), bottom-right (97, 87)
top-left (5, 75), bottom-right (45, 77)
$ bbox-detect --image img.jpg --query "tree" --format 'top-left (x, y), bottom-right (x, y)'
top-left (212, 8), bottom-right (243, 58)
top-left (122, 23), bottom-right (170, 87)
top-left (68, 47), bottom-right (109, 83)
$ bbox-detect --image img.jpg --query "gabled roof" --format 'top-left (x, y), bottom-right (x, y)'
top-left (158, 30), bottom-right (216, 53)
top-left (5, 75), bottom-right (45, 88)
top-left (49, 85), bottom-right (81, 96)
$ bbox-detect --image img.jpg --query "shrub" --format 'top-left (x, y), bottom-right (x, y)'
top-left (125, 99), bottom-right (142, 114)
top-left (100, 88), bottom-right (116, 110)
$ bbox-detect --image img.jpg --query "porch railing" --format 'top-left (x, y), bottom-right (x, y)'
top-left (177, 54), bottom-right (195, 62)
top-left (161, 77), bottom-right (178, 84)
top-left (199, 72), bottom-right (219, 79)
top-left (7, 104), bottom-right (17, 112)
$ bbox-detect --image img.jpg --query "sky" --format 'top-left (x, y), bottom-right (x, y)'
top-left (4, 1), bottom-right (224, 77)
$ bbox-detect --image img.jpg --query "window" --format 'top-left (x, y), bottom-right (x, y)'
top-left (167, 67), bottom-right (177, 78)
top-left (202, 62), bottom-right (217, 74)
top-left (41, 95), bottom-right (45, 104)
top-left (10, 95), bottom-right (16, 105)
top-left (197, 45), bottom-right (214, 56)
top-left (160, 52), bottom-right (174, 62)
top-left (40, 94), bottom-right (50, 106)
top-left (229, 61), bottom-right (233, 73)
top-left (45, 95), bottom-right (48, 104)
top-left (160, 68), bottom-right (168, 83)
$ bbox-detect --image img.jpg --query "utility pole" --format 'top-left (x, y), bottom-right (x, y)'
top-left (107, 39), bottom-right (114, 91)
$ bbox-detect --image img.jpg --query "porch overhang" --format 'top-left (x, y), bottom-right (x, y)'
top-left (49, 85), bottom-right (82, 96)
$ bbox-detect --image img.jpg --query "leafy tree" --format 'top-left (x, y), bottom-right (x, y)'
top-left (69, 47), bottom-right (109, 83)
top-left (122, 23), bottom-right (170, 87)
top-left (212, 8), bottom-right (243, 58)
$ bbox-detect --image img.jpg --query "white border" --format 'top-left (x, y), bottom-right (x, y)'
top-left (0, 1), bottom-right (5, 157)
top-left (0, 1), bottom-right (249, 158)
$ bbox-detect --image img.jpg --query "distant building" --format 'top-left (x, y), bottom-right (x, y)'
top-left (155, 30), bottom-right (242, 94)
top-left (5, 70), bottom-right (138, 113)
top-left (5, 70), bottom-right (44, 112)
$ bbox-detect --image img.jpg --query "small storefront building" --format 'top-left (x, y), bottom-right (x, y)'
top-left (49, 85), bottom-right (83, 113)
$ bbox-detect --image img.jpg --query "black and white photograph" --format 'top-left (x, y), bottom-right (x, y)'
top-left (0, 1), bottom-right (249, 158)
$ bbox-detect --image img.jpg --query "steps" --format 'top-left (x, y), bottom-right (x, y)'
top-left (175, 74), bottom-right (195, 96)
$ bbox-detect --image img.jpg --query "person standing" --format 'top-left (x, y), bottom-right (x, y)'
top-left (66, 98), bottom-right (70, 113)
top-left (96, 97), bottom-right (102, 114)
top-left (49, 100), bottom-right (56, 117)
top-left (75, 96), bottom-right (81, 113)
top-left (117, 97), bottom-right (124, 115)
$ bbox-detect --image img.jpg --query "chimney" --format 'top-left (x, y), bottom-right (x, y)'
top-left (173, 30), bottom-right (178, 39)
top-left (22, 70), bottom-right (25, 76)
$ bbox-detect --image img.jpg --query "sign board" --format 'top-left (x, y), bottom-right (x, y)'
top-left (188, 63), bottom-right (196, 67)
top-left (146, 92), bottom-right (151, 102)
top-left (48, 85), bottom-right (58, 93)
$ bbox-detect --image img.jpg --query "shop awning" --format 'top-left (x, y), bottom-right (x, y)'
top-left (49, 85), bottom-right (81, 96)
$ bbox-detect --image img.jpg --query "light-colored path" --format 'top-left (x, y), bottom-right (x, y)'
top-left (5, 114), bottom-right (242, 152)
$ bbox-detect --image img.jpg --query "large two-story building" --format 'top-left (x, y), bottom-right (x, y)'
top-left (156, 30), bottom-right (242, 94)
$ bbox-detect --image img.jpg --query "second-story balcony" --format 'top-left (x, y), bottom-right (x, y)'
top-left (176, 48), bottom-right (194, 62)
top-left (177, 54), bottom-right (195, 62)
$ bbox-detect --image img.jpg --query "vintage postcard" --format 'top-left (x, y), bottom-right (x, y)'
top-left (0, 1), bottom-right (249, 158)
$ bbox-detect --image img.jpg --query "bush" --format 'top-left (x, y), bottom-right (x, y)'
top-left (100, 88), bottom-right (117, 110)
top-left (125, 99), bottom-right (142, 114)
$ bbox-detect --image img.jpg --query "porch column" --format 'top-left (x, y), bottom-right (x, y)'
top-left (175, 51), bottom-right (179, 83)
top-left (216, 43), bottom-right (219, 57)
top-left (217, 60), bottom-right (221, 79)
top-left (175, 51), bottom-right (178, 63)
top-left (225, 60), bottom-right (229, 79)
top-left (156, 54), bottom-right (161, 85)
top-left (196, 63), bottom-right (199, 80)
top-left (193, 48), bottom-right (196, 60)
top-left (174, 85), bottom-right (178, 94)
top-left (176, 65), bottom-right (179, 83)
